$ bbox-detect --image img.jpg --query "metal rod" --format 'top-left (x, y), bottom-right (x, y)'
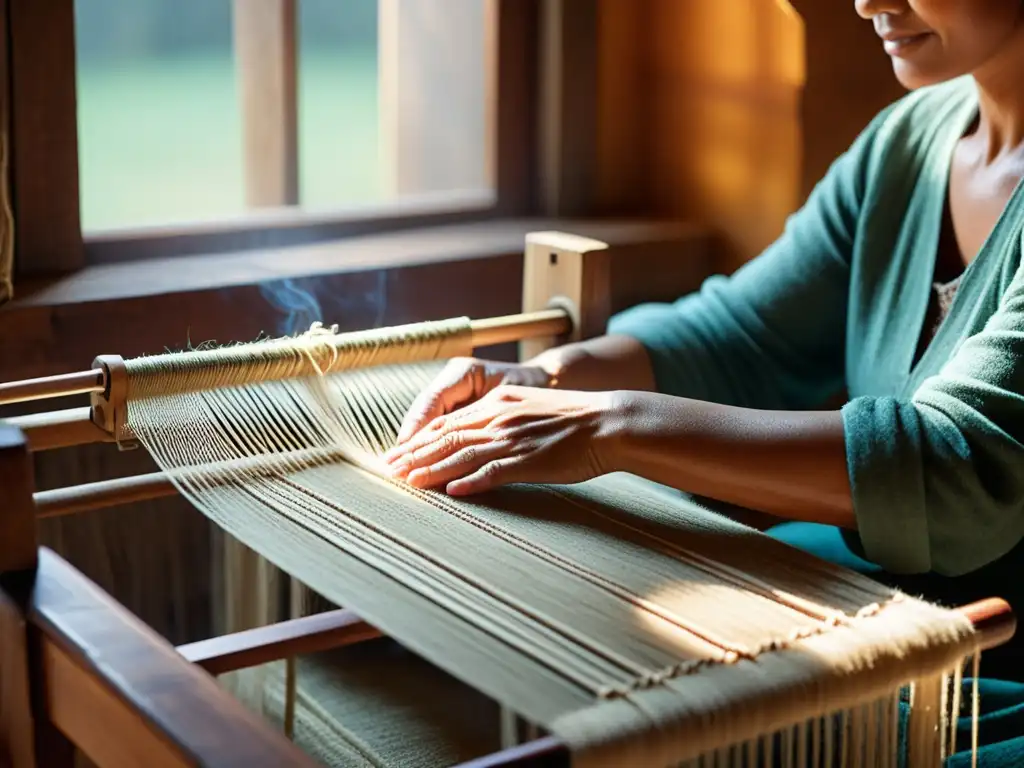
top-left (0, 309), bottom-right (572, 408)
top-left (0, 369), bottom-right (104, 407)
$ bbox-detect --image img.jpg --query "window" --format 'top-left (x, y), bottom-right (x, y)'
top-left (5, 0), bottom-right (536, 270)
top-left (74, 0), bottom-right (489, 232)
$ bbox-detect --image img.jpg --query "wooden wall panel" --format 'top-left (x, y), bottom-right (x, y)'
top-left (642, 0), bottom-right (805, 274)
top-left (790, 0), bottom-right (906, 200)
top-left (594, 0), bottom-right (649, 216)
top-left (594, 0), bottom-right (907, 273)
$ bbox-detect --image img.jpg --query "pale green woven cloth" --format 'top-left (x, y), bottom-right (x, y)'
top-left (261, 639), bottom-right (502, 767)
top-left (126, 357), bottom-right (980, 766)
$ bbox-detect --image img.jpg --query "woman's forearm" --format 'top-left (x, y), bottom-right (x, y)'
top-left (527, 334), bottom-right (657, 393)
top-left (608, 391), bottom-right (856, 528)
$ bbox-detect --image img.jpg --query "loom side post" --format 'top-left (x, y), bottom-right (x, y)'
top-left (0, 424), bottom-right (73, 766)
top-left (519, 231), bottom-right (613, 361)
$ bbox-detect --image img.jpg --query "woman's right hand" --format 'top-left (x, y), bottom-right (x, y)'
top-left (396, 357), bottom-right (554, 443)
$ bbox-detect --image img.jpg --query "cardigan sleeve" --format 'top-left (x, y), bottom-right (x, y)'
top-left (606, 109), bottom-right (893, 411)
top-left (843, 259), bottom-right (1024, 577)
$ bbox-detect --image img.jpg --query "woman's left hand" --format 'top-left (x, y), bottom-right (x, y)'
top-left (382, 385), bottom-right (623, 496)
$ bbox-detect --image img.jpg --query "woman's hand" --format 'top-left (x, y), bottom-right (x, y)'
top-left (396, 358), bottom-right (554, 443)
top-left (384, 385), bottom-right (623, 496)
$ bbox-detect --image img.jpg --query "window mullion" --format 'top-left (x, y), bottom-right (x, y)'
top-left (232, 0), bottom-right (300, 209)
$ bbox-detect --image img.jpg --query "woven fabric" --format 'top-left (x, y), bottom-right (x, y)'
top-left (120, 331), bottom-right (982, 766)
top-left (258, 639), bottom-right (502, 767)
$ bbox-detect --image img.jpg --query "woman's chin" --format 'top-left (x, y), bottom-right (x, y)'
top-left (891, 61), bottom-right (963, 91)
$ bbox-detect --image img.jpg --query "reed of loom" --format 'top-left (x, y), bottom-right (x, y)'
top-left (0, 231), bottom-right (1017, 768)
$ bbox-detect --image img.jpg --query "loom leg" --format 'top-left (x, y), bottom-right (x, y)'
top-left (0, 424), bottom-right (75, 767)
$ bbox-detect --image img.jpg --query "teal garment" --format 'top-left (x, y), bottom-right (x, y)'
top-left (608, 75), bottom-right (1024, 580)
top-left (608, 77), bottom-right (1024, 765)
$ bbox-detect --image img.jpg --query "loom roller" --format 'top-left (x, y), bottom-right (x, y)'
top-left (0, 308), bottom-right (569, 515)
top-left (0, 302), bottom-right (1016, 668)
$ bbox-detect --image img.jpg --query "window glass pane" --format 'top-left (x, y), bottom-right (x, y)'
top-left (75, 0), bottom-right (490, 231)
top-left (75, 0), bottom-right (242, 231)
top-left (375, 0), bottom-right (490, 199)
top-left (298, 0), bottom-right (383, 208)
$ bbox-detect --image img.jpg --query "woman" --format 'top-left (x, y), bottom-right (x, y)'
top-left (386, 1), bottom-right (1024, 763)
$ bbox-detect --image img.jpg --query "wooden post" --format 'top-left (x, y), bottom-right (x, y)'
top-left (0, 423), bottom-right (44, 767)
top-left (7, 0), bottom-right (84, 274)
top-left (505, 230), bottom-right (612, 745)
top-left (0, 425), bottom-right (37, 575)
top-left (519, 230), bottom-right (612, 361)
top-left (233, 0), bottom-right (299, 209)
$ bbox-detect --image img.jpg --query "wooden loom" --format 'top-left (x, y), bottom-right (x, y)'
top-left (0, 231), bottom-right (1017, 768)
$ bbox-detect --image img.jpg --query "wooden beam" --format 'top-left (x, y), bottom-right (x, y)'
top-left (537, 0), bottom-right (598, 217)
top-left (0, 424), bottom-right (37, 573)
top-left (7, 0), bottom-right (83, 275)
top-left (178, 608), bottom-right (380, 676)
top-left (233, 0), bottom-right (299, 209)
top-left (31, 548), bottom-right (316, 767)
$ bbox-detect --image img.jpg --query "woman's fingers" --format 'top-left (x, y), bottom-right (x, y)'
top-left (395, 360), bottom-right (479, 443)
top-left (386, 397), bottom-right (528, 464)
top-left (447, 457), bottom-right (524, 496)
top-left (389, 428), bottom-right (495, 479)
top-left (403, 440), bottom-right (519, 490)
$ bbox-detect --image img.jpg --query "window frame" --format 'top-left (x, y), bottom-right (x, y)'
top-left (6, 0), bottom-right (544, 273)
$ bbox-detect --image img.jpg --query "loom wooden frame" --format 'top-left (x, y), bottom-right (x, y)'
top-left (0, 230), bottom-right (1019, 766)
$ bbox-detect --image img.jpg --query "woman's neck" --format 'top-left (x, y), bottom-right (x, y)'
top-left (972, 26), bottom-right (1024, 160)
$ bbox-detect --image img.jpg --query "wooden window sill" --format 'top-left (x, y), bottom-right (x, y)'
top-left (0, 218), bottom-right (715, 384)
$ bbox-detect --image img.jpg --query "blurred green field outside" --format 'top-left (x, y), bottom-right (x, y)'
top-left (75, 0), bottom-right (383, 231)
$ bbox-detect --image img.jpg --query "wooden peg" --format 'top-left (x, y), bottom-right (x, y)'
top-left (89, 355), bottom-right (137, 451)
top-left (519, 231), bottom-right (612, 361)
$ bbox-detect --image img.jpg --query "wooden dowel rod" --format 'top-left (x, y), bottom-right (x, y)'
top-left (961, 596), bottom-right (1016, 652)
top-left (471, 308), bottom-right (570, 348)
top-left (0, 368), bottom-right (104, 406)
top-left (177, 608), bottom-right (380, 676)
top-left (0, 309), bottom-right (571, 409)
top-left (8, 407), bottom-right (113, 452)
top-left (33, 446), bottom-right (349, 517)
top-left (35, 472), bottom-right (177, 518)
